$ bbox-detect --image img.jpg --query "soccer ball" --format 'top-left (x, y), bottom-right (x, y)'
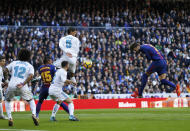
top-left (83, 59), bottom-right (92, 69)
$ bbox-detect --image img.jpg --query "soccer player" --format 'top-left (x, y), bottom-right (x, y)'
top-left (5, 49), bottom-right (39, 126)
top-left (49, 61), bottom-right (79, 121)
top-left (0, 55), bottom-right (8, 119)
top-left (36, 56), bottom-right (69, 120)
top-left (53, 27), bottom-right (80, 84)
top-left (130, 43), bottom-right (181, 98)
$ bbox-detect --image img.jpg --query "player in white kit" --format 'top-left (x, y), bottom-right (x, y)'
top-left (5, 49), bottom-right (39, 126)
top-left (54, 27), bottom-right (80, 83)
top-left (49, 61), bottom-right (79, 121)
top-left (0, 55), bottom-right (8, 119)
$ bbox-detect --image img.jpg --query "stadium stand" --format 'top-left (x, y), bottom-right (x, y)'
top-left (0, 0), bottom-right (189, 97)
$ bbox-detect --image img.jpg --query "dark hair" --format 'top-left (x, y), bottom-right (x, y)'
top-left (43, 56), bottom-right (51, 64)
top-left (0, 55), bottom-right (5, 61)
top-left (67, 27), bottom-right (76, 34)
top-left (130, 43), bottom-right (140, 51)
top-left (18, 48), bottom-right (31, 61)
top-left (61, 61), bottom-right (69, 68)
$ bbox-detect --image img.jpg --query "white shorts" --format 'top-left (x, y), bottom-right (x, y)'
top-left (53, 55), bottom-right (77, 73)
top-left (5, 86), bottom-right (33, 101)
top-left (49, 88), bottom-right (69, 102)
top-left (0, 88), bottom-right (3, 101)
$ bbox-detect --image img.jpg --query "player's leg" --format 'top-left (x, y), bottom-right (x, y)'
top-left (69, 63), bottom-right (76, 83)
top-left (131, 62), bottom-right (156, 98)
top-left (4, 88), bottom-right (15, 126)
top-left (50, 100), bottom-right (61, 121)
top-left (36, 88), bottom-right (48, 118)
top-left (60, 102), bottom-right (69, 114)
top-left (64, 98), bottom-right (79, 121)
top-left (50, 101), bottom-right (70, 121)
top-left (53, 56), bottom-right (66, 68)
top-left (0, 88), bottom-right (8, 119)
top-left (21, 88), bottom-right (39, 126)
top-left (158, 60), bottom-right (180, 96)
top-left (62, 91), bottom-right (79, 121)
top-left (159, 74), bottom-right (180, 96)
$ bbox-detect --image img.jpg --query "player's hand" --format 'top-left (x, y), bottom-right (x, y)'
top-left (71, 82), bottom-right (77, 86)
top-left (66, 53), bottom-right (72, 58)
top-left (16, 83), bottom-right (24, 89)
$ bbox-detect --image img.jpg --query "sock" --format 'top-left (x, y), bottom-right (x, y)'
top-left (29, 99), bottom-right (36, 116)
top-left (5, 101), bottom-right (12, 120)
top-left (161, 79), bottom-right (176, 92)
top-left (60, 102), bottom-right (69, 114)
top-left (139, 73), bottom-right (148, 96)
top-left (36, 102), bottom-right (42, 118)
top-left (51, 104), bottom-right (60, 117)
top-left (0, 103), bottom-right (4, 116)
top-left (68, 103), bottom-right (74, 116)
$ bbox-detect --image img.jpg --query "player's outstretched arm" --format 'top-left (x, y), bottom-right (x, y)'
top-left (17, 74), bottom-right (34, 88)
top-left (2, 67), bottom-right (9, 88)
top-left (64, 80), bottom-right (76, 86)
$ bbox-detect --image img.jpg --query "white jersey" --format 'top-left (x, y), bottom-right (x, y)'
top-left (6, 60), bottom-right (34, 88)
top-left (0, 66), bottom-right (3, 89)
top-left (59, 35), bottom-right (80, 58)
top-left (49, 68), bottom-right (67, 90)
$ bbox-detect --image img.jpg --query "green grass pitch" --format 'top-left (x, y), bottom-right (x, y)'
top-left (0, 108), bottom-right (190, 131)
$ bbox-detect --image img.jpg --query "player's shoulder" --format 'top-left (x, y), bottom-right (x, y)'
top-left (57, 68), bottom-right (66, 74)
top-left (26, 62), bottom-right (34, 68)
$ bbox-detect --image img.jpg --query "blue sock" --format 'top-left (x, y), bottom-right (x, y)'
top-left (139, 73), bottom-right (148, 96)
top-left (36, 102), bottom-right (42, 118)
top-left (60, 102), bottom-right (69, 114)
top-left (161, 79), bottom-right (176, 92)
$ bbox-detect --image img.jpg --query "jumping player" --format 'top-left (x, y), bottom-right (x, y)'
top-left (130, 43), bottom-right (180, 98)
top-left (53, 27), bottom-right (80, 84)
top-left (49, 61), bottom-right (79, 121)
top-left (5, 49), bottom-right (39, 126)
top-left (36, 56), bottom-right (69, 120)
top-left (0, 55), bottom-right (8, 119)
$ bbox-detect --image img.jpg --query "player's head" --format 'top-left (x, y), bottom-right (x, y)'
top-left (61, 61), bottom-right (69, 70)
top-left (43, 56), bottom-right (52, 65)
top-left (0, 55), bottom-right (6, 66)
top-left (68, 27), bottom-right (77, 36)
top-left (18, 48), bottom-right (31, 61)
top-left (130, 43), bottom-right (140, 52)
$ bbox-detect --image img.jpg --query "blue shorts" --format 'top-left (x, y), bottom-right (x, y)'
top-left (146, 60), bottom-right (167, 76)
top-left (38, 87), bottom-right (49, 102)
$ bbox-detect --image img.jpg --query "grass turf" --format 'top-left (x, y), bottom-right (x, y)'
top-left (0, 108), bottom-right (190, 131)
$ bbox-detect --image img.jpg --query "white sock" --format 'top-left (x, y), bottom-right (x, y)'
top-left (51, 104), bottom-right (60, 117)
top-left (5, 101), bottom-right (12, 120)
top-left (0, 102), bottom-right (4, 116)
top-left (68, 103), bottom-right (74, 116)
top-left (29, 99), bottom-right (36, 116)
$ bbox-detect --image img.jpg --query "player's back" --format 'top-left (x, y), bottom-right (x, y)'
top-left (6, 60), bottom-right (34, 87)
top-left (50, 68), bottom-right (67, 90)
top-left (38, 64), bottom-right (56, 88)
top-left (59, 35), bottom-right (80, 57)
top-left (140, 44), bottom-right (165, 61)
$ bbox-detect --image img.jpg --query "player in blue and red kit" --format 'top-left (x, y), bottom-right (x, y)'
top-left (130, 43), bottom-right (181, 98)
top-left (36, 57), bottom-right (69, 120)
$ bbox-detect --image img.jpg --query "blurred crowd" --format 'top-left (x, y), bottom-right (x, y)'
top-left (0, 0), bottom-right (190, 28)
top-left (0, 0), bottom-right (190, 97)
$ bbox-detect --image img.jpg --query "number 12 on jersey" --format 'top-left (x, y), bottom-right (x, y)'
top-left (14, 66), bottom-right (26, 79)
